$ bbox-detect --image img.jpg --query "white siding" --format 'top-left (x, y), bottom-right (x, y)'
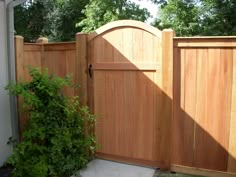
top-left (0, 1), bottom-right (13, 166)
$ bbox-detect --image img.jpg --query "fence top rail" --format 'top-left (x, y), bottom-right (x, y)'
top-left (87, 20), bottom-right (162, 41)
top-left (24, 42), bottom-right (75, 45)
top-left (174, 36), bottom-right (236, 39)
top-left (24, 44), bottom-right (42, 51)
top-left (24, 42), bottom-right (76, 51)
top-left (44, 42), bottom-right (75, 51)
top-left (44, 42), bottom-right (75, 45)
top-left (174, 37), bottom-right (236, 48)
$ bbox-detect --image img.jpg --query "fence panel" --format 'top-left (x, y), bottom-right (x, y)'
top-left (15, 38), bottom-right (76, 137)
top-left (172, 37), bottom-right (236, 175)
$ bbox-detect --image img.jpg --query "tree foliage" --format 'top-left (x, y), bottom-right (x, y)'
top-left (200, 0), bottom-right (236, 35)
top-left (14, 0), bottom-right (46, 42)
top-left (77, 0), bottom-right (151, 33)
top-left (45, 0), bottom-right (89, 41)
top-left (15, 0), bottom-right (151, 41)
top-left (14, 0), bottom-right (89, 42)
top-left (152, 0), bottom-right (236, 36)
top-left (14, 0), bottom-right (236, 39)
top-left (153, 0), bottom-right (200, 36)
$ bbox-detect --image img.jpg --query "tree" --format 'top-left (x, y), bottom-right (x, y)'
top-left (78, 0), bottom-right (151, 33)
top-left (15, 0), bottom-right (151, 41)
top-left (153, 0), bottom-right (200, 36)
top-left (14, 0), bottom-right (46, 42)
top-left (152, 0), bottom-right (236, 36)
top-left (200, 0), bottom-right (236, 35)
top-left (14, 0), bottom-right (89, 42)
top-left (45, 0), bottom-right (89, 41)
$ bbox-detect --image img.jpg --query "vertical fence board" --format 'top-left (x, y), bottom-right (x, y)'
top-left (15, 36), bottom-right (25, 138)
top-left (65, 50), bottom-right (76, 97)
top-left (194, 48), bottom-right (209, 168)
top-left (23, 45), bottom-right (42, 81)
top-left (228, 49), bottom-right (236, 173)
top-left (37, 37), bottom-right (48, 70)
top-left (159, 29), bottom-right (175, 169)
top-left (45, 51), bottom-right (67, 77)
top-left (183, 49), bottom-right (196, 166)
top-left (76, 33), bottom-right (88, 106)
top-left (172, 47), bottom-right (181, 164)
top-left (15, 36), bottom-right (24, 81)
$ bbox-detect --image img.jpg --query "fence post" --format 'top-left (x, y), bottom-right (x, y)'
top-left (15, 35), bottom-right (24, 82)
top-left (14, 35), bottom-right (24, 139)
top-left (228, 51), bottom-right (236, 172)
top-left (160, 29), bottom-right (175, 169)
top-left (36, 37), bottom-right (48, 44)
top-left (76, 33), bottom-right (88, 106)
top-left (36, 37), bottom-right (48, 70)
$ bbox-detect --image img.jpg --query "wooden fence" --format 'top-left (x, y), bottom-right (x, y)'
top-left (15, 36), bottom-right (78, 135)
top-left (172, 37), bottom-right (236, 177)
top-left (14, 20), bottom-right (236, 177)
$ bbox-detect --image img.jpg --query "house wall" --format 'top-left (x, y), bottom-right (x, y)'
top-left (0, 0), bottom-right (13, 166)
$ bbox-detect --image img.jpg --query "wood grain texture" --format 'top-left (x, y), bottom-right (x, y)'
top-left (171, 165), bottom-right (236, 177)
top-left (172, 48), bottom-right (195, 167)
top-left (195, 49), bottom-right (231, 171)
top-left (23, 42), bottom-right (42, 81)
top-left (36, 37), bottom-right (48, 44)
top-left (24, 44), bottom-right (41, 51)
top-left (76, 33), bottom-right (88, 105)
top-left (44, 42), bottom-right (75, 51)
top-left (92, 63), bottom-right (159, 71)
top-left (17, 40), bottom-right (76, 137)
top-left (227, 49), bottom-right (236, 173)
top-left (174, 38), bottom-right (236, 48)
top-left (44, 45), bottom-right (76, 97)
top-left (194, 48), bottom-right (209, 168)
top-left (173, 43), bottom-right (234, 173)
top-left (15, 36), bottom-right (24, 82)
top-left (88, 20), bottom-right (162, 41)
top-left (15, 28), bottom-right (236, 176)
top-left (159, 29), bottom-right (175, 169)
top-left (88, 23), bottom-right (162, 167)
top-left (15, 36), bottom-right (25, 139)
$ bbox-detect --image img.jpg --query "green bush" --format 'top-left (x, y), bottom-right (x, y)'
top-left (5, 68), bottom-right (96, 177)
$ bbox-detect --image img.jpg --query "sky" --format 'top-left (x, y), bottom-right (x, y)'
top-left (130, 0), bottom-right (159, 24)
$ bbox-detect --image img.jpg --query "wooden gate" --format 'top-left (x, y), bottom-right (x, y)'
top-left (85, 20), bottom-right (174, 168)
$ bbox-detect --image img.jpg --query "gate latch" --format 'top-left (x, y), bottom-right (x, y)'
top-left (88, 64), bottom-right (93, 78)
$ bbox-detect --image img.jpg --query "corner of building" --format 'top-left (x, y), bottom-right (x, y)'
top-left (0, 0), bottom-right (13, 166)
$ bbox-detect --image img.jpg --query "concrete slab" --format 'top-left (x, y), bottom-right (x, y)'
top-left (77, 159), bottom-right (156, 177)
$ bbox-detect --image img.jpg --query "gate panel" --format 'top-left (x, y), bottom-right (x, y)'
top-left (94, 71), bottom-right (155, 160)
top-left (87, 20), bottom-right (164, 167)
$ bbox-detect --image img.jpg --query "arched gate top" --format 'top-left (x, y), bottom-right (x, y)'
top-left (88, 20), bottom-right (162, 41)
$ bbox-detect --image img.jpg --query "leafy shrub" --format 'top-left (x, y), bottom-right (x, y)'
top-left (5, 68), bottom-right (96, 177)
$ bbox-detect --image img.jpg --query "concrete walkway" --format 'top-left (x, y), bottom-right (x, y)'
top-left (78, 159), bottom-right (156, 177)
